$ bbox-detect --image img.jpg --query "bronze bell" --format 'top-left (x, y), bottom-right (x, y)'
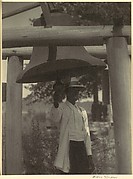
top-left (16, 12), bottom-right (106, 83)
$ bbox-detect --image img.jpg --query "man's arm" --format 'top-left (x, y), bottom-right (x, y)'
top-left (81, 109), bottom-right (92, 155)
top-left (82, 109), bottom-right (95, 172)
top-left (50, 103), bottom-right (63, 123)
top-left (50, 81), bottom-right (65, 123)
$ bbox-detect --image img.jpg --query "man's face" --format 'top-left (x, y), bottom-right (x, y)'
top-left (66, 87), bottom-right (80, 105)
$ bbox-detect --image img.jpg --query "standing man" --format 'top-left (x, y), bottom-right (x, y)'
top-left (51, 77), bottom-right (95, 174)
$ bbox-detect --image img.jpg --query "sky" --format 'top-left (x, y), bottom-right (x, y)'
top-left (2, 3), bottom-right (42, 97)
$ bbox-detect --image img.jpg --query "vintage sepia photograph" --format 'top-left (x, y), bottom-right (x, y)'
top-left (2, 1), bottom-right (132, 176)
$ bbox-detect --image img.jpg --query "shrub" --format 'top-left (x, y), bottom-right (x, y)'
top-left (22, 113), bottom-right (117, 174)
top-left (22, 116), bottom-right (59, 174)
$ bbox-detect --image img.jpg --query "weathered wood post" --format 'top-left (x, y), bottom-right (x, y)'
top-left (102, 69), bottom-right (111, 121)
top-left (91, 72), bottom-right (101, 121)
top-left (92, 71), bottom-right (99, 105)
top-left (106, 26), bottom-right (131, 173)
top-left (5, 56), bottom-right (23, 174)
top-left (102, 69), bottom-right (110, 105)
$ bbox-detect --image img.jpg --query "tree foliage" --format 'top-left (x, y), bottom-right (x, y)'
top-left (25, 82), bottom-right (54, 103)
top-left (25, 2), bottom-right (131, 103)
top-left (53, 2), bottom-right (131, 25)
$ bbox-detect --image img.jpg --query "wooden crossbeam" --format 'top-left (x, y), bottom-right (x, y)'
top-left (2, 3), bottom-right (40, 19)
top-left (86, 45), bottom-right (131, 59)
top-left (2, 45), bottom-right (131, 60)
top-left (2, 47), bottom-right (33, 60)
top-left (3, 26), bottom-right (131, 48)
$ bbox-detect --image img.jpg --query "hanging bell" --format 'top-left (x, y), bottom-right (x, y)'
top-left (16, 12), bottom-right (106, 83)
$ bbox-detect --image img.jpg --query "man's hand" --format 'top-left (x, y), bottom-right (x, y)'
top-left (53, 92), bottom-right (60, 108)
top-left (53, 81), bottom-right (66, 108)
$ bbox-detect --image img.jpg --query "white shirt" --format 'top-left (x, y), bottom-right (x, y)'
top-left (67, 102), bottom-right (86, 141)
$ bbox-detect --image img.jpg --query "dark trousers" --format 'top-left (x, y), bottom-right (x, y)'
top-left (69, 140), bottom-right (91, 174)
top-left (57, 140), bottom-right (92, 174)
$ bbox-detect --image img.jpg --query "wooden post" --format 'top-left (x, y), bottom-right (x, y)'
top-left (93, 73), bottom-right (98, 103)
top-left (106, 37), bottom-right (131, 174)
top-left (40, 2), bottom-right (52, 27)
top-left (5, 56), bottom-right (23, 174)
top-left (102, 69), bottom-right (110, 105)
top-left (91, 73), bottom-right (101, 121)
top-left (101, 69), bottom-right (110, 121)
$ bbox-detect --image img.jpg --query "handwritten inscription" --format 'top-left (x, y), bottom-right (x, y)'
top-left (92, 176), bottom-right (117, 179)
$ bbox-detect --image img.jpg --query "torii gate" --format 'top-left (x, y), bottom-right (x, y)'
top-left (2, 3), bottom-right (132, 174)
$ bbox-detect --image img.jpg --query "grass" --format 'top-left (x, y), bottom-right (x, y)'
top-left (21, 112), bottom-right (117, 174)
top-left (2, 101), bottom-right (117, 174)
